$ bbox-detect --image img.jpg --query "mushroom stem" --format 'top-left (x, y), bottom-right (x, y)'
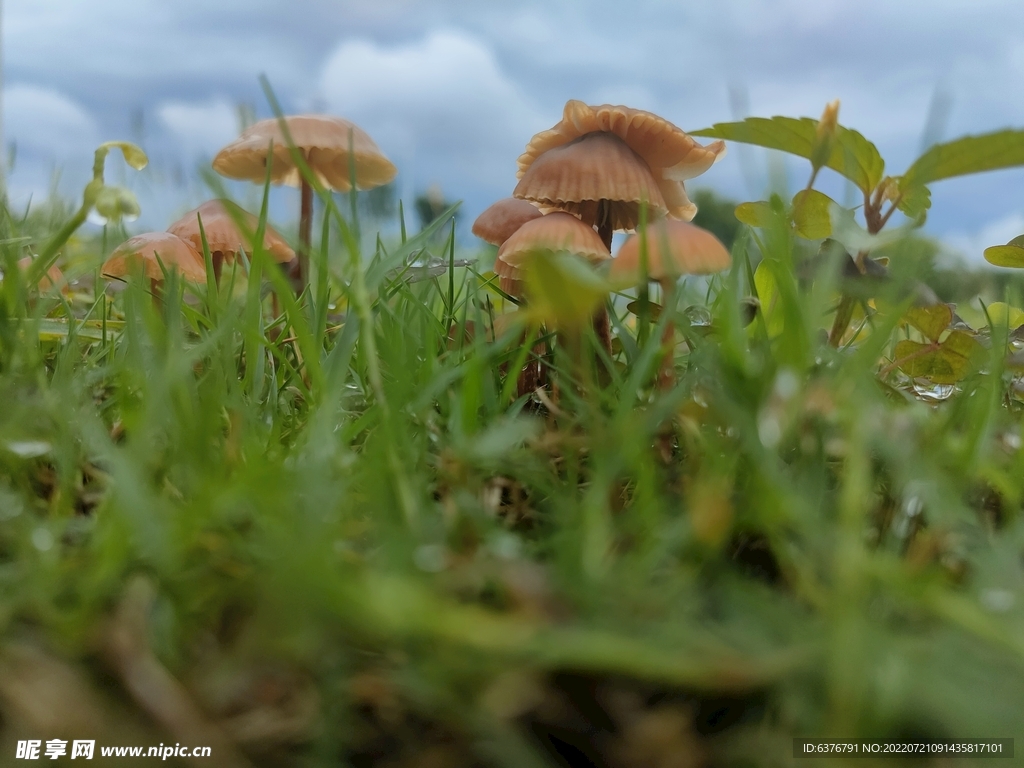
top-left (592, 199), bottom-right (614, 363)
top-left (298, 178), bottom-right (314, 291)
top-left (657, 276), bottom-right (677, 390)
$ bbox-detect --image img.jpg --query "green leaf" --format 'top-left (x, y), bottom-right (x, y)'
top-left (521, 251), bottom-right (609, 330)
top-left (893, 330), bottom-right (982, 384)
top-left (692, 116), bottom-right (884, 193)
top-left (894, 180), bottom-right (932, 219)
top-left (734, 201), bottom-right (775, 229)
top-left (984, 244), bottom-right (1024, 268)
top-left (752, 261), bottom-right (785, 337)
top-left (791, 189), bottom-right (834, 239)
top-left (981, 302), bottom-right (1024, 330)
top-left (903, 130), bottom-right (1024, 188)
top-left (626, 300), bottom-right (663, 320)
top-left (904, 304), bottom-right (952, 342)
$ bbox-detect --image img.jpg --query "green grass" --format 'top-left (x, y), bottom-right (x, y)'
top-left (1, 172), bottom-right (1023, 768)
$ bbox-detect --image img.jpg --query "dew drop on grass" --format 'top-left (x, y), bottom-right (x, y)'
top-left (683, 305), bottom-right (712, 327)
top-left (911, 381), bottom-right (955, 402)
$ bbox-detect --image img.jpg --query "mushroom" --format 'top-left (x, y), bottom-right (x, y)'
top-left (495, 212), bottom-right (610, 299)
top-left (516, 100), bottom-right (726, 247)
top-left (494, 212), bottom-right (609, 399)
top-left (167, 200), bottom-right (295, 281)
top-left (612, 219), bottom-right (731, 388)
top-left (212, 115), bottom-right (397, 290)
top-left (514, 132), bottom-right (667, 249)
top-left (17, 256), bottom-right (67, 294)
top-left (102, 232), bottom-right (206, 306)
top-left (472, 198), bottom-right (543, 247)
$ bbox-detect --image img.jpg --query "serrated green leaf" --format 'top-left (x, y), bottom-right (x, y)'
top-left (903, 130), bottom-right (1024, 188)
top-left (894, 180), bottom-right (932, 219)
top-left (984, 244), bottom-right (1024, 268)
top-left (905, 304), bottom-right (952, 342)
top-left (734, 201), bottom-right (775, 229)
top-left (692, 116), bottom-right (884, 193)
top-left (521, 251), bottom-right (609, 330)
top-left (791, 189), bottom-right (834, 239)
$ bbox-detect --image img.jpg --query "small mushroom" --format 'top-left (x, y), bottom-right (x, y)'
top-left (472, 198), bottom-right (543, 247)
top-left (612, 219), bottom-right (731, 388)
top-left (213, 115), bottom-right (397, 290)
top-left (495, 212), bottom-right (610, 299)
top-left (17, 256), bottom-right (67, 294)
top-left (167, 200), bottom-right (295, 281)
top-left (102, 232), bottom-right (206, 306)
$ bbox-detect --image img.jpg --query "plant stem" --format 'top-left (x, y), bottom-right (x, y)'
top-left (593, 199), bottom-right (614, 362)
top-left (298, 177), bottom-right (313, 292)
top-left (657, 277), bottom-right (676, 389)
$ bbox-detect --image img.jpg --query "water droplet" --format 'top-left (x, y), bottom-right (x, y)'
top-left (911, 381), bottom-right (955, 402)
top-left (683, 305), bottom-right (712, 327)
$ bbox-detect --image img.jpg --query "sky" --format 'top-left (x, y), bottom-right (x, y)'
top-left (8, 0), bottom-right (1024, 265)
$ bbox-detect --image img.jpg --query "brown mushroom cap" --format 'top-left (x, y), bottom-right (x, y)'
top-left (611, 219), bottom-right (731, 284)
top-left (212, 115), bottom-right (397, 192)
top-left (17, 256), bottom-right (67, 293)
top-left (102, 232), bottom-right (206, 282)
top-left (513, 133), bottom-right (667, 231)
top-left (167, 200), bottom-right (295, 265)
top-left (495, 212), bottom-right (610, 296)
top-left (517, 100), bottom-right (726, 222)
top-left (472, 198), bottom-right (543, 246)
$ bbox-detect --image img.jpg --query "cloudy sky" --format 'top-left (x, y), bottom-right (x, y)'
top-left (8, 0), bottom-right (1024, 264)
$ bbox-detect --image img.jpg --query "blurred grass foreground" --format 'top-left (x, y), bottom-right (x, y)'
top-left (1, 97), bottom-right (1024, 768)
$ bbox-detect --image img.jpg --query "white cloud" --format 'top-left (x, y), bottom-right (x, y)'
top-left (5, 84), bottom-right (99, 156)
top-left (157, 99), bottom-right (240, 158)
top-left (318, 29), bottom-right (544, 190)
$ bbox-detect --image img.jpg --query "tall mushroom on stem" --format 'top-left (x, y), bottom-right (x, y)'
top-left (167, 200), bottom-right (295, 282)
top-left (514, 101), bottom-right (726, 354)
top-left (212, 115), bottom-right (397, 292)
top-left (611, 219), bottom-right (731, 389)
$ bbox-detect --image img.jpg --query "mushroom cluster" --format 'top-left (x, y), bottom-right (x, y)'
top-left (97, 112), bottom-right (395, 312)
top-left (473, 100), bottom-right (729, 390)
